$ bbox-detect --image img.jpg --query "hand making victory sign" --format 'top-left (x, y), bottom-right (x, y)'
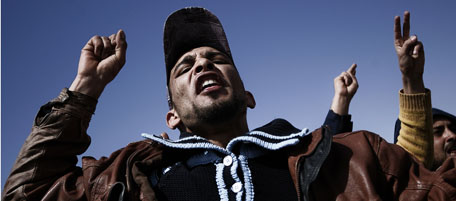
top-left (394, 11), bottom-right (425, 94)
top-left (69, 29), bottom-right (128, 99)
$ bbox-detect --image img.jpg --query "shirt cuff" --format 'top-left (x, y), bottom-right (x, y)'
top-left (324, 110), bottom-right (353, 135)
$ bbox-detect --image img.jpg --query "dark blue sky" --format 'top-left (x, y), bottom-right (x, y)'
top-left (2, 1), bottom-right (456, 187)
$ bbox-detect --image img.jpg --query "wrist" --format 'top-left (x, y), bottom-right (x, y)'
top-left (402, 75), bottom-right (425, 94)
top-left (330, 95), bottom-right (350, 115)
top-left (69, 76), bottom-right (106, 99)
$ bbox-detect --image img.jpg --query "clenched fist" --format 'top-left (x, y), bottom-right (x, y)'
top-left (69, 29), bottom-right (127, 99)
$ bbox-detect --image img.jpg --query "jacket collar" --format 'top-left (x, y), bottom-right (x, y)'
top-left (178, 118), bottom-right (304, 139)
top-left (139, 120), bottom-right (331, 201)
top-left (142, 118), bottom-right (309, 155)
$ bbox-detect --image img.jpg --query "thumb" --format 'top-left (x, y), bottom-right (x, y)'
top-left (400, 35), bottom-right (418, 56)
top-left (115, 29), bottom-right (127, 66)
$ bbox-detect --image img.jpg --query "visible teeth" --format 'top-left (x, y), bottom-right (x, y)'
top-left (202, 79), bottom-right (217, 88)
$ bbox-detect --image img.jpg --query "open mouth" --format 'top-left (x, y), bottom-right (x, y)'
top-left (446, 143), bottom-right (456, 156)
top-left (449, 146), bottom-right (456, 155)
top-left (196, 73), bottom-right (224, 94)
top-left (201, 79), bottom-right (219, 90)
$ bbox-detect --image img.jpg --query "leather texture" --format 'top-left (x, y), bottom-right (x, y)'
top-left (3, 89), bottom-right (456, 201)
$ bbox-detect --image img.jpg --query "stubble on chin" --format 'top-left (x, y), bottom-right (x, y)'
top-left (182, 92), bottom-right (246, 127)
top-left (197, 98), bottom-right (243, 124)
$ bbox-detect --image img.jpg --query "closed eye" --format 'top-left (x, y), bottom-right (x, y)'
top-left (206, 52), bottom-right (231, 65)
top-left (433, 126), bottom-right (444, 136)
top-left (213, 59), bottom-right (228, 64)
top-left (173, 55), bottom-right (195, 77)
top-left (179, 66), bottom-right (191, 75)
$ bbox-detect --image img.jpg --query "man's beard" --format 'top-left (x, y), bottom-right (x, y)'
top-left (432, 140), bottom-right (455, 170)
top-left (192, 94), bottom-right (245, 125)
top-left (433, 151), bottom-right (446, 170)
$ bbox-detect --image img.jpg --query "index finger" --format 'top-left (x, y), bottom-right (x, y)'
top-left (347, 63), bottom-right (357, 75)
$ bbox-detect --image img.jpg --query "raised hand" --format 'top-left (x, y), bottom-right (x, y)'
top-left (69, 29), bottom-right (127, 99)
top-left (394, 11), bottom-right (425, 94)
top-left (330, 64), bottom-right (358, 115)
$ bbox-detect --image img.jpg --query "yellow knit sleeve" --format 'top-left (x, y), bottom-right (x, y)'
top-left (396, 89), bottom-right (433, 169)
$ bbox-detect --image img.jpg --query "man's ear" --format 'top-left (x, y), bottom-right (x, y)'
top-left (245, 91), bottom-right (256, 109)
top-left (166, 109), bottom-right (181, 129)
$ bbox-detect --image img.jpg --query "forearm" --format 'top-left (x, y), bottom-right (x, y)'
top-left (402, 75), bottom-right (425, 94)
top-left (2, 88), bottom-right (96, 200)
top-left (396, 89), bottom-right (433, 168)
top-left (330, 95), bottom-right (350, 116)
top-left (70, 75), bottom-right (107, 99)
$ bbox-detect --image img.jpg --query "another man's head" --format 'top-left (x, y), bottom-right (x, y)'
top-left (431, 108), bottom-right (456, 168)
top-left (394, 108), bottom-right (456, 169)
top-left (162, 7), bottom-right (255, 136)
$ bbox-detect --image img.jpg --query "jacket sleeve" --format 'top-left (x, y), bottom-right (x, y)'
top-left (375, 132), bottom-right (456, 200)
top-left (2, 88), bottom-right (97, 201)
top-left (323, 110), bottom-right (353, 135)
top-left (396, 89), bottom-right (433, 168)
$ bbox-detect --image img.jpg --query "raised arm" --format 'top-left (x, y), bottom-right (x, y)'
top-left (394, 11), bottom-right (433, 168)
top-left (2, 30), bottom-right (127, 200)
top-left (324, 64), bottom-right (358, 134)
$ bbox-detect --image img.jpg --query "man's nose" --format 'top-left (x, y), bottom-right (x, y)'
top-left (445, 128), bottom-right (456, 143)
top-left (194, 58), bottom-right (214, 74)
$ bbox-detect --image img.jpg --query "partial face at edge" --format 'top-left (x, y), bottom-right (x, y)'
top-left (167, 46), bottom-right (255, 130)
top-left (433, 116), bottom-right (456, 168)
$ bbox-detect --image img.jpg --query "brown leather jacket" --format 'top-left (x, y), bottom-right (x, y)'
top-left (3, 89), bottom-right (456, 201)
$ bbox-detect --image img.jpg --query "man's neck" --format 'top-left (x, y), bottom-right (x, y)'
top-left (186, 116), bottom-right (249, 148)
